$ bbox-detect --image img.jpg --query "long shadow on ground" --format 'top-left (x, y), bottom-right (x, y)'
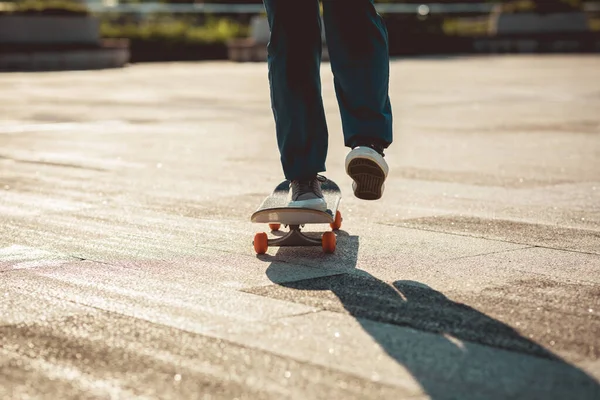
top-left (251, 232), bottom-right (600, 399)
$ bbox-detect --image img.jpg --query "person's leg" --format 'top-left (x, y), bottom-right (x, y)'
top-left (263, 0), bottom-right (328, 183)
top-left (321, 0), bottom-right (393, 150)
top-left (322, 0), bottom-right (393, 200)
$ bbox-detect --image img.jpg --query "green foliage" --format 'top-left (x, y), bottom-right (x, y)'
top-left (4, 0), bottom-right (89, 15)
top-left (590, 16), bottom-right (600, 32)
top-left (100, 17), bottom-right (249, 44)
top-left (442, 17), bottom-right (490, 36)
top-left (175, 0), bottom-right (261, 3)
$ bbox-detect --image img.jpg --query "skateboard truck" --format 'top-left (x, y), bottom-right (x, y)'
top-left (253, 211), bottom-right (342, 255)
top-left (265, 225), bottom-right (322, 247)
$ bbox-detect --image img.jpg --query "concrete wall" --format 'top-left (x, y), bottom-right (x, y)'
top-left (0, 16), bottom-right (100, 44)
top-left (490, 12), bottom-right (589, 35)
top-left (0, 45), bottom-right (130, 72)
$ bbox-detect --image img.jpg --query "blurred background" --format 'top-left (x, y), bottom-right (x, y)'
top-left (0, 0), bottom-right (599, 70)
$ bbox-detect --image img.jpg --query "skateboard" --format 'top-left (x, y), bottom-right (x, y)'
top-left (251, 179), bottom-right (342, 254)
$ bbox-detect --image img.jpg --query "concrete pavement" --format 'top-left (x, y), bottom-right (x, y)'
top-left (0, 55), bottom-right (599, 399)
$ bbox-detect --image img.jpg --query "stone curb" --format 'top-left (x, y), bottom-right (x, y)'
top-left (0, 47), bottom-right (129, 72)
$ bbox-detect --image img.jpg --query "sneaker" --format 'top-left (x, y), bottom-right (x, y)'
top-left (288, 175), bottom-right (328, 212)
top-left (345, 145), bottom-right (389, 200)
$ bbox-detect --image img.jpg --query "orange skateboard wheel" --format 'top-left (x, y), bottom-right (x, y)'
top-left (322, 231), bottom-right (336, 253)
top-left (269, 223), bottom-right (281, 231)
top-left (253, 233), bottom-right (268, 254)
top-left (330, 211), bottom-right (342, 230)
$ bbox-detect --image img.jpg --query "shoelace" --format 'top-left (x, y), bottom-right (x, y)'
top-left (291, 175), bottom-right (326, 199)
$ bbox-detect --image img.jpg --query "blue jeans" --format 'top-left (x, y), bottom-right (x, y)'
top-left (263, 0), bottom-right (393, 181)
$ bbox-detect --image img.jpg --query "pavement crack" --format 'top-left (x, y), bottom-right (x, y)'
top-left (267, 310), bottom-right (325, 323)
top-left (376, 222), bottom-right (600, 256)
top-left (0, 154), bottom-right (108, 172)
top-left (443, 246), bottom-right (537, 262)
top-left (3, 291), bottom-right (402, 390)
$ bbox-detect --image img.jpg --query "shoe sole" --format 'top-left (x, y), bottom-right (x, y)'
top-left (287, 198), bottom-right (328, 212)
top-left (347, 158), bottom-right (386, 200)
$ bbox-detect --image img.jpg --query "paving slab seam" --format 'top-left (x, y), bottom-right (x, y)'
top-left (6, 274), bottom-right (331, 343)
top-left (2, 278), bottom-right (403, 385)
top-left (2, 303), bottom-right (409, 393)
top-left (9, 265), bottom-right (599, 363)
top-left (508, 269), bottom-right (600, 288)
top-left (0, 253), bottom-right (86, 275)
top-left (254, 306), bottom-right (581, 366)
top-left (266, 309), bottom-right (325, 322)
top-left (10, 272), bottom-right (322, 323)
top-left (0, 155), bottom-right (110, 172)
top-left (0, 240), bottom-right (271, 271)
top-left (376, 222), bottom-right (600, 256)
top-left (240, 274), bottom-right (600, 363)
top-left (505, 244), bottom-right (599, 257)
top-left (441, 245), bottom-right (537, 262)
top-left (58, 248), bottom-right (348, 278)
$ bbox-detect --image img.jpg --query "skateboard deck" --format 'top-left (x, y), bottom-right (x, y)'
top-left (251, 179), bottom-right (341, 225)
top-left (251, 179), bottom-right (342, 254)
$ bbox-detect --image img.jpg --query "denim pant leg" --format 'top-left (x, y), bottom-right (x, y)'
top-left (322, 0), bottom-right (393, 149)
top-left (262, 0), bottom-right (329, 181)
